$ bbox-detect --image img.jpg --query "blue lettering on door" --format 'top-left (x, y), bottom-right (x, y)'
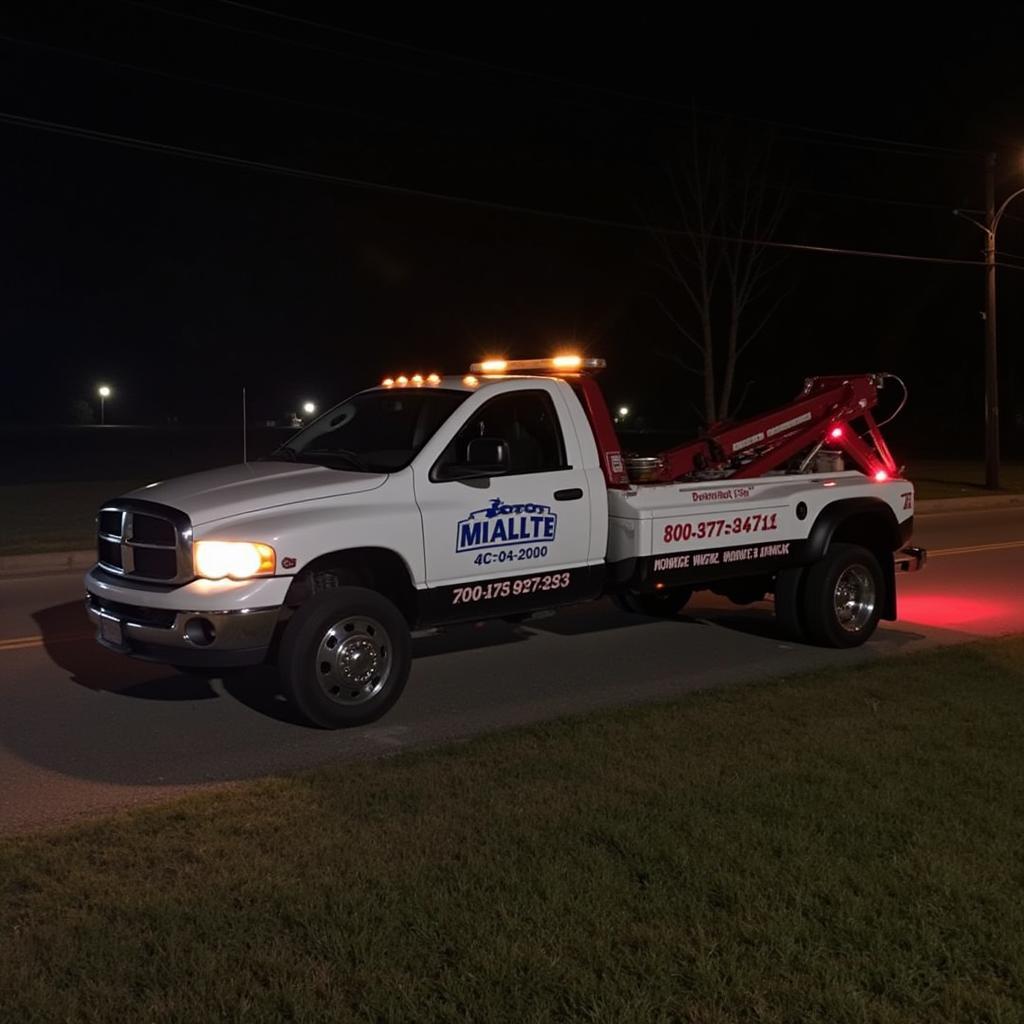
top-left (456, 498), bottom-right (558, 552)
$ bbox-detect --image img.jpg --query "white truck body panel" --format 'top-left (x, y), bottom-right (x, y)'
top-left (607, 471), bottom-right (913, 564)
top-left (127, 462), bottom-right (388, 527)
top-left (411, 377), bottom-right (603, 587)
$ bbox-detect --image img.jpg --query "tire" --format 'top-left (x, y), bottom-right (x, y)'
top-left (614, 587), bottom-right (692, 618)
top-left (773, 566), bottom-right (806, 641)
top-left (278, 586), bottom-right (411, 728)
top-left (800, 543), bottom-right (884, 648)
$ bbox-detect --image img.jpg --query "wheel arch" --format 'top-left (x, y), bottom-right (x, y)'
top-left (805, 498), bottom-right (900, 619)
top-left (284, 547), bottom-right (418, 626)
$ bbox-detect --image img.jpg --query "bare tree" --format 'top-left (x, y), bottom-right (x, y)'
top-left (651, 129), bottom-right (788, 425)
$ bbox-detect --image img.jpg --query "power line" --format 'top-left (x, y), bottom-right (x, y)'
top-left (1, 108), bottom-right (1012, 272)
top-left (779, 184), bottom-right (956, 212)
top-left (128, 0), bottom-right (982, 160)
top-left (0, 32), bottom-right (974, 218)
top-left (0, 31), bottom-right (411, 127)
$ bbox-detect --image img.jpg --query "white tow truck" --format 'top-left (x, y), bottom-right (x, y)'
top-left (86, 356), bottom-right (924, 727)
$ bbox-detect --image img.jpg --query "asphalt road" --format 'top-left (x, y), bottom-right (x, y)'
top-left (2, 507), bottom-right (1022, 835)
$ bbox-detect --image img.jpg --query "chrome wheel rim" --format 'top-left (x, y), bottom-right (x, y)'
top-left (315, 615), bottom-right (391, 705)
top-left (833, 565), bottom-right (876, 633)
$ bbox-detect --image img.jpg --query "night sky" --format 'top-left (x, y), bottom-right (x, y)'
top-left (3, 3), bottom-right (1024, 455)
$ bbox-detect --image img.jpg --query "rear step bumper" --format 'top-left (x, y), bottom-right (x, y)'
top-left (895, 546), bottom-right (927, 573)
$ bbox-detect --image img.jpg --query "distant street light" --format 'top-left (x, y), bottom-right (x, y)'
top-left (618, 406), bottom-right (630, 419)
top-left (302, 401), bottom-right (316, 416)
top-left (97, 384), bottom-right (111, 425)
top-left (954, 155), bottom-right (1024, 490)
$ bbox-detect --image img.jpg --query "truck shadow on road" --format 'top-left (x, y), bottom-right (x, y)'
top-left (31, 600), bottom-right (309, 725)
top-left (30, 594), bottom-right (927, 729)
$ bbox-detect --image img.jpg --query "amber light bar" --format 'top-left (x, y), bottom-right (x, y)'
top-left (468, 356), bottom-right (606, 374)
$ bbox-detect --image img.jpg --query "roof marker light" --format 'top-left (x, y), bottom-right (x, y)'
top-left (874, 469), bottom-right (889, 482)
top-left (427, 373), bottom-right (441, 384)
top-left (396, 375), bottom-right (408, 386)
top-left (552, 354), bottom-right (583, 369)
top-left (381, 378), bottom-right (394, 387)
top-left (411, 374), bottom-right (424, 385)
top-left (463, 374), bottom-right (478, 386)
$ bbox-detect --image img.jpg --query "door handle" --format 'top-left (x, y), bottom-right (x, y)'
top-left (553, 487), bottom-right (583, 501)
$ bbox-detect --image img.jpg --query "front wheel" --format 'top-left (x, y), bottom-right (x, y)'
top-left (800, 543), bottom-right (884, 648)
top-left (279, 587), bottom-right (411, 728)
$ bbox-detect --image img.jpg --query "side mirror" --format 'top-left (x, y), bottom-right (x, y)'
top-left (466, 437), bottom-right (509, 474)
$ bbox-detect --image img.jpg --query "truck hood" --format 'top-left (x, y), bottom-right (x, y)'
top-left (126, 461), bottom-right (388, 527)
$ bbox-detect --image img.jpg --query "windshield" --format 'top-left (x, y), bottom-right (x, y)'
top-left (271, 388), bottom-right (469, 473)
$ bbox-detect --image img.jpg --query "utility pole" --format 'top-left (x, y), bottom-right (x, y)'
top-left (984, 151), bottom-right (1000, 490)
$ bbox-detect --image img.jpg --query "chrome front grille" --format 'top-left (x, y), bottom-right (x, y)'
top-left (96, 500), bottom-right (193, 583)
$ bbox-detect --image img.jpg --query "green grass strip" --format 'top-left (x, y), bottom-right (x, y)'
top-left (2, 638), bottom-right (1024, 1022)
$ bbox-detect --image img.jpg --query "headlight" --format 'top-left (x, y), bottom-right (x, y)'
top-left (194, 541), bottom-right (276, 580)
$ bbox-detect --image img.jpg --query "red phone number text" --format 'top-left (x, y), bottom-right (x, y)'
top-left (663, 512), bottom-right (779, 544)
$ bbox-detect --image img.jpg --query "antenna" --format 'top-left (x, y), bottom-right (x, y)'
top-left (242, 386), bottom-right (247, 464)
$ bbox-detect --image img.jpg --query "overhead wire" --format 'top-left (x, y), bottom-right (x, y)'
top-left (124, 0), bottom-right (982, 160)
top-left (0, 109), bottom-right (1016, 272)
top-left (204, 0), bottom-right (983, 159)
top-left (0, 32), bottom-right (977, 217)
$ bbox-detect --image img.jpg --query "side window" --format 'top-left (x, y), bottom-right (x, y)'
top-left (434, 390), bottom-right (567, 478)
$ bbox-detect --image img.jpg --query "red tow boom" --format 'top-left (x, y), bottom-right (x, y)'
top-left (653, 374), bottom-right (899, 484)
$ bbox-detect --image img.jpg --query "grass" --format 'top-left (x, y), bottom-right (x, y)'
top-left (0, 480), bottom-right (141, 555)
top-left (3, 638), bottom-right (1024, 1022)
top-left (908, 459), bottom-right (1024, 500)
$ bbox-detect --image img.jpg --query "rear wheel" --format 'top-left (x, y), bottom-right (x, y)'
top-left (800, 543), bottom-right (884, 648)
top-left (279, 586), bottom-right (411, 727)
top-left (614, 587), bottom-right (692, 618)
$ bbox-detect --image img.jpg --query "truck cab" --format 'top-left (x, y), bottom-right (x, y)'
top-left (86, 358), bottom-right (923, 728)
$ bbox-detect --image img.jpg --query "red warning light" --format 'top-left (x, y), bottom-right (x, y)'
top-left (829, 427), bottom-right (843, 439)
top-left (874, 469), bottom-right (889, 482)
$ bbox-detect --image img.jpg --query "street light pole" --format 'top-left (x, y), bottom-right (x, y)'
top-left (97, 385), bottom-right (111, 426)
top-left (984, 152), bottom-right (999, 490)
top-left (955, 160), bottom-right (1024, 491)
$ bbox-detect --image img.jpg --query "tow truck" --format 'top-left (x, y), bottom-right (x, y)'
top-left (86, 356), bottom-right (925, 727)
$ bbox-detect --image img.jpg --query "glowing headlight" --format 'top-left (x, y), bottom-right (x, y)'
top-left (194, 541), bottom-right (276, 580)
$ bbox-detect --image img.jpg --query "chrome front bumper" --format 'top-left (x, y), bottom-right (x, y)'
top-left (84, 568), bottom-right (287, 667)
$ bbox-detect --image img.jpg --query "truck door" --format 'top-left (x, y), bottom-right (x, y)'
top-left (413, 383), bottom-right (596, 619)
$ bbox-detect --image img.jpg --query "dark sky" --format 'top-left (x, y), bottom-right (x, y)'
top-left (3, 2), bottom-right (1024, 455)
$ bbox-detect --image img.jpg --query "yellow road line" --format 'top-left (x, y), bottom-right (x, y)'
top-left (0, 636), bottom-right (44, 651)
top-left (0, 634), bottom-right (90, 652)
top-left (928, 540), bottom-right (1024, 558)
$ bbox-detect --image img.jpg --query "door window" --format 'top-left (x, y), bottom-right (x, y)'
top-left (433, 390), bottom-right (567, 480)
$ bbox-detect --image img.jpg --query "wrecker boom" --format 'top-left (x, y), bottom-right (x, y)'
top-left (640, 374), bottom-right (900, 484)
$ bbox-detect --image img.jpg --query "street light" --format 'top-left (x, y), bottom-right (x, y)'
top-left (954, 157), bottom-right (1024, 490)
top-left (302, 401), bottom-right (316, 416)
top-left (618, 406), bottom-right (630, 419)
top-left (97, 384), bottom-right (111, 425)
